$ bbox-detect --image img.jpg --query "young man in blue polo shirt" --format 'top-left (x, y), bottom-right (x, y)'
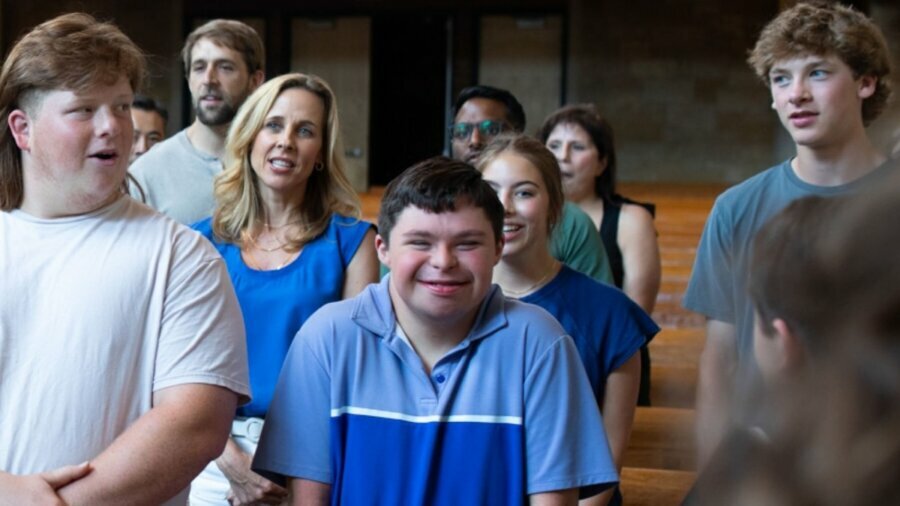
top-left (253, 157), bottom-right (618, 504)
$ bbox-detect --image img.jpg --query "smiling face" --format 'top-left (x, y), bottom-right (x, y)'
top-left (188, 38), bottom-right (260, 127)
top-left (249, 87), bottom-right (325, 201)
top-left (11, 75), bottom-right (134, 216)
top-left (377, 203), bottom-right (502, 336)
top-left (481, 152), bottom-right (551, 261)
top-left (544, 122), bottom-right (604, 202)
top-left (769, 53), bottom-right (876, 149)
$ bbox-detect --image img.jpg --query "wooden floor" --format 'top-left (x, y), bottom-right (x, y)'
top-left (359, 181), bottom-right (727, 506)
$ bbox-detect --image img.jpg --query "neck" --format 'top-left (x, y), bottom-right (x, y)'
top-left (257, 186), bottom-right (306, 227)
top-left (390, 282), bottom-right (476, 373)
top-left (493, 246), bottom-right (559, 298)
top-left (793, 132), bottom-right (885, 187)
top-left (186, 120), bottom-right (229, 159)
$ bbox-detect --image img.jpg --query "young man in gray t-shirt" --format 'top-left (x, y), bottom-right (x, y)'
top-left (683, 2), bottom-right (896, 468)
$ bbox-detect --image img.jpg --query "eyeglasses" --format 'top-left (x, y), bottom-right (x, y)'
top-left (449, 120), bottom-right (508, 141)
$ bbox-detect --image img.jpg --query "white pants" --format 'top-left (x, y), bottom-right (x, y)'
top-left (189, 418), bottom-right (280, 506)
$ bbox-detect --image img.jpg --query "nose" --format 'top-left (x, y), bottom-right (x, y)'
top-left (558, 144), bottom-right (571, 162)
top-left (431, 243), bottom-right (458, 270)
top-left (498, 189), bottom-right (514, 214)
top-left (788, 78), bottom-right (810, 105)
top-left (96, 107), bottom-right (126, 138)
top-left (134, 134), bottom-right (149, 155)
top-left (276, 130), bottom-right (295, 150)
top-left (202, 64), bottom-right (218, 86)
top-left (469, 128), bottom-right (484, 148)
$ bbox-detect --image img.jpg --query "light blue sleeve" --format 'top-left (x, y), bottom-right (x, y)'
top-left (252, 326), bottom-right (333, 485)
top-left (524, 334), bottom-right (619, 498)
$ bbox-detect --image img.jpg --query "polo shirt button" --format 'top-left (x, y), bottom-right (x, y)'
top-left (434, 374), bottom-right (446, 383)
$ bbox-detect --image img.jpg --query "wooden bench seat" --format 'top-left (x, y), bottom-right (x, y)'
top-left (620, 467), bottom-right (696, 506)
top-left (625, 406), bottom-right (696, 471)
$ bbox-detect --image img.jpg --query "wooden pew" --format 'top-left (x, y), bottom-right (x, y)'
top-left (620, 467), bottom-right (696, 506)
top-left (625, 406), bottom-right (696, 471)
top-left (648, 327), bottom-right (702, 407)
top-left (650, 364), bottom-right (698, 408)
top-left (650, 327), bottom-right (704, 367)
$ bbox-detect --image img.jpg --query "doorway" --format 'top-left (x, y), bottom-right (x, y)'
top-left (369, 13), bottom-right (450, 186)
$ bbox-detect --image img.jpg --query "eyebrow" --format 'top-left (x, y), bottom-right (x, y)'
top-left (486, 180), bottom-right (540, 189)
top-left (401, 229), bottom-right (489, 239)
top-left (770, 58), bottom-right (831, 73)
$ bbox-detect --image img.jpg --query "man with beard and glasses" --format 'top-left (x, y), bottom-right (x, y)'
top-left (130, 19), bottom-right (265, 224)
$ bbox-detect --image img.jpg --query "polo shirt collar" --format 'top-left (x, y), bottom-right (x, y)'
top-left (352, 274), bottom-right (509, 346)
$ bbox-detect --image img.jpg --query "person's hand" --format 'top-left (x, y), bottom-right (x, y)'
top-left (218, 445), bottom-right (287, 505)
top-left (0, 462), bottom-right (92, 506)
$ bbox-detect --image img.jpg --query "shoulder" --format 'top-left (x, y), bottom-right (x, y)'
top-left (715, 161), bottom-right (788, 208)
top-left (129, 130), bottom-right (191, 178)
top-left (561, 201), bottom-right (593, 227)
top-left (328, 213), bottom-right (373, 234)
top-left (618, 202), bottom-right (655, 230)
top-left (501, 296), bottom-right (569, 345)
top-left (117, 198), bottom-right (223, 264)
top-left (190, 216), bottom-right (214, 236)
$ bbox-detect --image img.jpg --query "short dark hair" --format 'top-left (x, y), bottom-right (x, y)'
top-left (537, 104), bottom-right (617, 204)
top-left (132, 93), bottom-right (168, 124)
top-left (748, 195), bottom-right (843, 352)
top-left (378, 156), bottom-right (504, 246)
top-left (452, 85), bottom-right (526, 133)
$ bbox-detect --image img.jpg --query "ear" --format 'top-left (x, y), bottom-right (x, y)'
top-left (771, 101), bottom-right (777, 110)
top-left (857, 74), bottom-right (877, 100)
top-left (595, 155), bottom-right (608, 177)
top-left (492, 238), bottom-right (504, 266)
top-left (375, 233), bottom-right (390, 267)
top-left (771, 318), bottom-right (805, 372)
top-left (249, 70), bottom-right (265, 91)
top-left (8, 109), bottom-right (32, 152)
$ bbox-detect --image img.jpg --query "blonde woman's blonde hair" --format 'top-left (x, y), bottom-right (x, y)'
top-left (212, 72), bottom-right (361, 250)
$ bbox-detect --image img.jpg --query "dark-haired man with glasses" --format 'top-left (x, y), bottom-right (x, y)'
top-left (449, 85), bottom-right (613, 284)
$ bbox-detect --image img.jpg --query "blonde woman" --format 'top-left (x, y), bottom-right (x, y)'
top-left (476, 134), bottom-right (658, 506)
top-left (191, 73), bottom-right (379, 505)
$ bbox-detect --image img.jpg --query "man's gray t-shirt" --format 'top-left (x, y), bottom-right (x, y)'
top-left (129, 130), bottom-right (223, 225)
top-left (683, 157), bottom-right (897, 371)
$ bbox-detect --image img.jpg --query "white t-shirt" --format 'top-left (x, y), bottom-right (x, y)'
top-left (0, 195), bottom-right (250, 506)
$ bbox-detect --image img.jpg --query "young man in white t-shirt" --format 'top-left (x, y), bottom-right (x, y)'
top-left (0, 13), bottom-right (250, 505)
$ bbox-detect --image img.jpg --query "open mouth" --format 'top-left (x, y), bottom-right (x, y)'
top-left (269, 158), bottom-right (295, 169)
top-left (90, 151), bottom-right (117, 161)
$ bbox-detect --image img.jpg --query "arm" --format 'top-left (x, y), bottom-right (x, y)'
top-left (215, 439), bottom-right (288, 505)
top-left (581, 353), bottom-right (641, 506)
top-left (0, 464), bottom-right (91, 506)
top-left (57, 384), bottom-right (237, 506)
top-left (342, 228), bottom-right (379, 298)
top-left (291, 478), bottom-right (330, 506)
top-left (530, 488), bottom-right (579, 505)
top-left (695, 320), bottom-right (738, 470)
top-left (618, 204), bottom-right (661, 314)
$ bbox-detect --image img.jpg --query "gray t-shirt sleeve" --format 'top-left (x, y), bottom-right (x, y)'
top-left (683, 196), bottom-right (736, 323)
